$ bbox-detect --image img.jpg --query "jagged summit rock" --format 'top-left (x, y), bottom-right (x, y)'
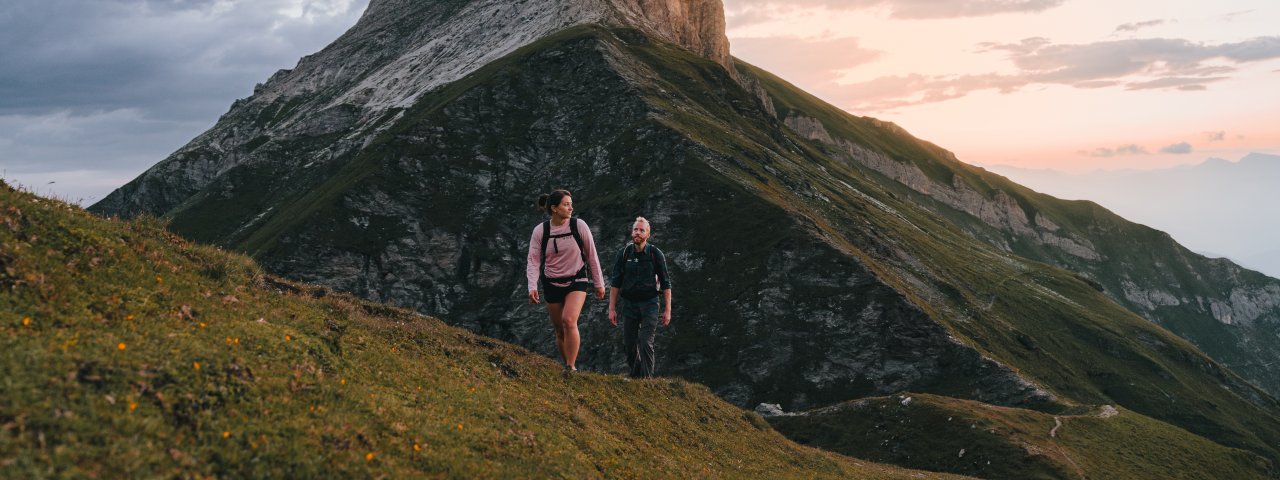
top-left (245, 0), bottom-right (731, 114)
top-left (93, 0), bottom-right (731, 219)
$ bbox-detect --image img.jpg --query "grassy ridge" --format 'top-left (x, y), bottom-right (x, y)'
top-left (770, 394), bottom-right (1270, 480)
top-left (732, 59), bottom-right (1280, 399)
top-left (726, 56), bottom-right (1280, 462)
top-left (0, 181), bottom-right (969, 478)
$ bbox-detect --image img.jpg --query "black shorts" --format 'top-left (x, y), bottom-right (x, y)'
top-left (542, 280), bottom-right (591, 304)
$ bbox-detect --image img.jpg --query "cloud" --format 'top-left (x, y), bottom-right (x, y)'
top-left (0, 109), bottom-right (208, 173)
top-left (0, 0), bottom-right (364, 120)
top-left (1205, 131), bottom-right (1226, 142)
top-left (1159, 142), bottom-right (1193, 154)
top-left (722, 0), bottom-right (1065, 20)
top-left (732, 36), bottom-right (881, 86)
top-left (0, 0), bottom-right (365, 203)
top-left (838, 36), bottom-right (1280, 112)
top-left (1124, 76), bottom-right (1223, 91)
top-left (1114, 19), bottom-right (1168, 33)
top-left (1080, 144), bottom-right (1149, 157)
top-left (1223, 10), bottom-right (1255, 22)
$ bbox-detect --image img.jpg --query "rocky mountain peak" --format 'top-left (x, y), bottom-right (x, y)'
top-left (604, 0), bottom-right (732, 68)
top-left (257, 0), bottom-right (732, 113)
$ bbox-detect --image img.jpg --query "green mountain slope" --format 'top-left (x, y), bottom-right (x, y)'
top-left (0, 181), bottom-right (973, 478)
top-left (769, 393), bottom-right (1269, 480)
top-left (737, 61), bottom-right (1280, 398)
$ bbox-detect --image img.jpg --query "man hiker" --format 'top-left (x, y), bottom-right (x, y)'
top-left (608, 216), bottom-right (673, 378)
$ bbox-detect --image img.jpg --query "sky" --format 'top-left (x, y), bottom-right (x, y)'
top-left (1, 0), bottom-right (1277, 205)
top-left (0, 0), bottom-right (366, 205)
top-left (723, 0), bottom-right (1280, 172)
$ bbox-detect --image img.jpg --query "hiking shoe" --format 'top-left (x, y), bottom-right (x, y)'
top-left (562, 365), bottom-right (577, 379)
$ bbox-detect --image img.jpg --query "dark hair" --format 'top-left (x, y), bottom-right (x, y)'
top-left (536, 189), bottom-right (572, 215)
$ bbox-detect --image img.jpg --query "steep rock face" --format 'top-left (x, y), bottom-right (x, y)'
top-left (785, 114), bottom-right (1099, 260)
top-left (609, 0), bottom-right (732, 71)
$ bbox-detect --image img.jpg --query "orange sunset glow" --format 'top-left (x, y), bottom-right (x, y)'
top-left (724, 0), bottom-right (1280, 172)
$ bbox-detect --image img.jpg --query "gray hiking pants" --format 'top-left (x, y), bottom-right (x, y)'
top-left (621, 297), bottom-right (661, 378)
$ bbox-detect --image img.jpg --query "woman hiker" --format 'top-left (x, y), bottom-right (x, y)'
top-left (526, 189), bottom-right (605, 377)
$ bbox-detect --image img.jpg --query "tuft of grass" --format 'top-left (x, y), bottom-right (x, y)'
top-left (0, 181), bottom-right (971, 478)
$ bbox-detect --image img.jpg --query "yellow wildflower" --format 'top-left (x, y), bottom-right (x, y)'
top-left (22, 317), bottom-right (30, 326)
top-left (365, 452), bottom-right (375, 462)
top-left (194, 361), bottom-right (201, 370)
top-left (118, 343), bottom-right (127, 351)
top-left (128, 402), bottom-right (138, 411)
top-left (222, 431), bottom-right (230, 439)
top-left (413, 443), bottom-right (421, 452)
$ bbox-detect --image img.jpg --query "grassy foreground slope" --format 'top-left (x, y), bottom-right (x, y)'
top-left (0, 181), bottom-right (965, 479)
top-left (769, 394), bottom-right (1270, 480)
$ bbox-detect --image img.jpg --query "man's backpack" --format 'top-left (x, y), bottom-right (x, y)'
top-left (539, 217), bottom-right (587, 283)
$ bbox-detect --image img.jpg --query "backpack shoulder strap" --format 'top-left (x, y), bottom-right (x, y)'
top-left (568, 217), bottom-right (587, 263)
top-left (539, 220), bottom-right (551, 280)
top-left (651, 245), bottom-right (666, 284)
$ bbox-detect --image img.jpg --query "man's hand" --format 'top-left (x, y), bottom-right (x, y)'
top-left (595, 287), bottom-right (606, 300)
top-left (608, 306), bottom-right (618, 327)
top-left (528, 290), bottom-right (539, 304)
top-left (660, 309), bottom-right (671, 327)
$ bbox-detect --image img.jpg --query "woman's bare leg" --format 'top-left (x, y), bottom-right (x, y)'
top-left (546, 302), bottom-right (566, 363)
top-left (559, 290), bottom-right (588, 369)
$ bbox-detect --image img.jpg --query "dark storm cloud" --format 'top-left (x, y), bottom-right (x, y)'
top-left (0, 0), bottom-right (364, 178)
top-left (0, 0), bottom-right (363, 119)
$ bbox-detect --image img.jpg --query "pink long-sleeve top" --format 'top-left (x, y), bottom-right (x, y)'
top-left (526, 218), bottom-right (605, 292)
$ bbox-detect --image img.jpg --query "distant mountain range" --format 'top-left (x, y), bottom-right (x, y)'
top-left (987, 153), bottom-right (1280, 278)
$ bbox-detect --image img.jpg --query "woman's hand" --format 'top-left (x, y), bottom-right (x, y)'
top-left (528, 290), bottom-right (540, 304)
top-left (595, 287), bottom-right (606, 300)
